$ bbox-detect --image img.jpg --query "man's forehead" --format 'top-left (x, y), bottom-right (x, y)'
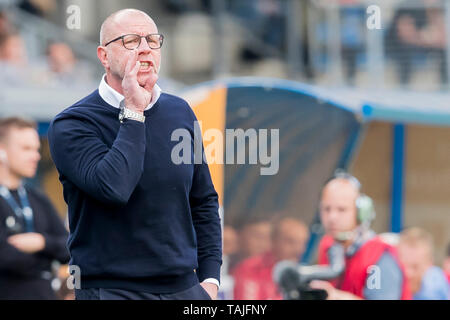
top-left (8, 127), bottom-right (38, 137)
top-left (322, 180), bottom-right (359, 198)
top-left (278, 223), bottom-right (307, 237)
top-left (6, 127), bottom-right (39, 145)
top-left (107, 13), bottom-right (157, 35)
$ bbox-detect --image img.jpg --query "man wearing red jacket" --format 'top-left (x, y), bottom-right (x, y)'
top-left (232, 217), bottom-right (309, 300)
top-left (310, 172), bottom-right (411, 300)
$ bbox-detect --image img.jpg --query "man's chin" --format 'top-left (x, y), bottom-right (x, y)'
top-left (25, 171), bottom-right (37, 178)
top-left (327, 230), bottom-right (340, 238)
top-left (15, 171), bottom-right (35, 180)
top-left (138, 75), bottom-right (158, 90)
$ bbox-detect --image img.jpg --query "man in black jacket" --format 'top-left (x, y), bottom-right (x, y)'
top-left (0, 117), bottom-right (70, 300)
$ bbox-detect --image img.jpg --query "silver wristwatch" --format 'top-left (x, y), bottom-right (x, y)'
top-left (119, 100), bottom-right (146, 123)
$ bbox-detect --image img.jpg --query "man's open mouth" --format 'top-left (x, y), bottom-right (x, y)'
top-left (139, 61), bottom-right (153, 72)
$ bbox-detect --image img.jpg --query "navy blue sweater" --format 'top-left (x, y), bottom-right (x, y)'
top-left (48, 90), bottom-right (222, 293)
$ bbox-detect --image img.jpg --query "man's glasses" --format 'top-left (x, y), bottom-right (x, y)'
top-left (104, 34), bottom-right (164, 50)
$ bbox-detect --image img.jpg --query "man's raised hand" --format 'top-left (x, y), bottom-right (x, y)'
top-left (121, 50), bottom-right (155, 113)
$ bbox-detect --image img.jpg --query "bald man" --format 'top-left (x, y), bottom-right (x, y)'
top-left (48, 9), bottom-right (222, 300)
top-left (232, 217), bottom-right (309, 300)
top-left (310, 174), bottom-right (411, 300)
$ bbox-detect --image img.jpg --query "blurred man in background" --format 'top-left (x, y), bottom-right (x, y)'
top-left (338, 0), bottom-right (366, 85)
top-left (46, 42), bottom-right (77, 78)
top-left (0, 117), bottom-right (69, 299)
top-left (386, 0), bottom-right (447, 86)
top-left (398, 227), bottom-right (449, 300)
top-left (228, 217), bottom-right (273, 272)
top-left (17, 0), bottom-right (56, 18)
top-left (232, 216), bottom-right (308, 300)
top-left (45, 41), bottom-right (93, 86)
top-left (238, 218), bottom-right (273, 258)
top-left (0, 30), bottom-right (39, 87)
top-left (222, 225), bottom-right (239, 278)
top-left (310, 173), bottom-right (411, 300)
top-left (0, 31), bottom-right (27, 67)
top-left (0, 30), bottom-right (28, 82)
top-left (444, 242), bottom-right (450, 283)
top-left (218, 225), bottom-right (238, 300)
top-left (228, 0), bottom-right (286, 63)
top-left (0, 11), bottom-right (11, 35)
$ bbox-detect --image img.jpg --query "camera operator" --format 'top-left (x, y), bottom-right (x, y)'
top-left (309, 173), bottom-right (411, 300)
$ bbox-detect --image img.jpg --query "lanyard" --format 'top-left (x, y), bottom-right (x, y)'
top-left (0, 184), bottom-right (34, 232)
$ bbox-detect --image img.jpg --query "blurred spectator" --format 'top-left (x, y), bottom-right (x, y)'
top-left (223, 224), bottom-right (239, 259)
top-left (398, 227), bottom-right (449, 300)
top-left (218, 225), bottom-right (238, 300)
top-left (232, 217), bottom-right (308, 300)
top-left (164, 0), bottom-right (192, 13)
top-left (0, 11), bottom-right (12, 35)
top-left (47, 42), bottom-right (76, 74)
top-left (0, 30), bottom-right (29, 85)
top-left (386, 0), bottom-right (447, 86)
top-left (444, 242), bottom-right (450, 283)
top-left (0, 30), bottom-right (27, 67)
top-left (45, 41), bottom-right (93, 86)
top-left (0, 31), bottom-right (93, 88)
top-left (18, 0), bottom-right (56, 18)
top-left (339, 0), bottom-right (366, 85)
top-left (310, 173), bottom-right (411, 300)
top-left (0, 117), bottom-right (70, 299)
top-left (229, 0), bottom-right (286, 62)
top-left (229, 216), bottom-right (273, 272)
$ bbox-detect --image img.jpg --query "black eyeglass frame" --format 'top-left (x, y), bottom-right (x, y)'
top-left (104, 33), bottom-right (164, 50)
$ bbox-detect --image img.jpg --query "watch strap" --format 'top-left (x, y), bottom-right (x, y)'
top-left (119, 100), bottom-right (145, 123)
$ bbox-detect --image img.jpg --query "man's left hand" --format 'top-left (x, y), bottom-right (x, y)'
top-left (7, 233), bottom-right (46, 254)
top-left (200, 281), bottom-right (218, 300)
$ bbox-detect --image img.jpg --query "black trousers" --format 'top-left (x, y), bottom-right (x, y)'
top-left (75, 283), bottom-right (212, 300)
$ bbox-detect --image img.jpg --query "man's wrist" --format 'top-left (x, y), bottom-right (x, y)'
top-left (38, 234), bottom-right (46, 251)
top-left (120, 100), bottom-right (144, 115)
top-left (119, 100), bottom-right (145, 123)
top-left (203, 278), bottom-right (220, 290)
top-left (125, 106), bottom-right (144, 116)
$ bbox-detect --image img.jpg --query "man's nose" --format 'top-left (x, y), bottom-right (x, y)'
top-left (326, 210), bottom-right (339, 221)
top-left (137, 37), bottom-right (152, 52)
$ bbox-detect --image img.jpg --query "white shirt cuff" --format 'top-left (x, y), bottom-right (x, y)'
top-left (203, 278), bottom-right (220, 289)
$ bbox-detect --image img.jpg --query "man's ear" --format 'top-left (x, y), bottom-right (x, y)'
top-left (97, 46), bottom-right (109, 69)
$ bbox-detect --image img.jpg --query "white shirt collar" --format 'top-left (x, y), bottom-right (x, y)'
top-left (98, 74), bottom-right (162, 111)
